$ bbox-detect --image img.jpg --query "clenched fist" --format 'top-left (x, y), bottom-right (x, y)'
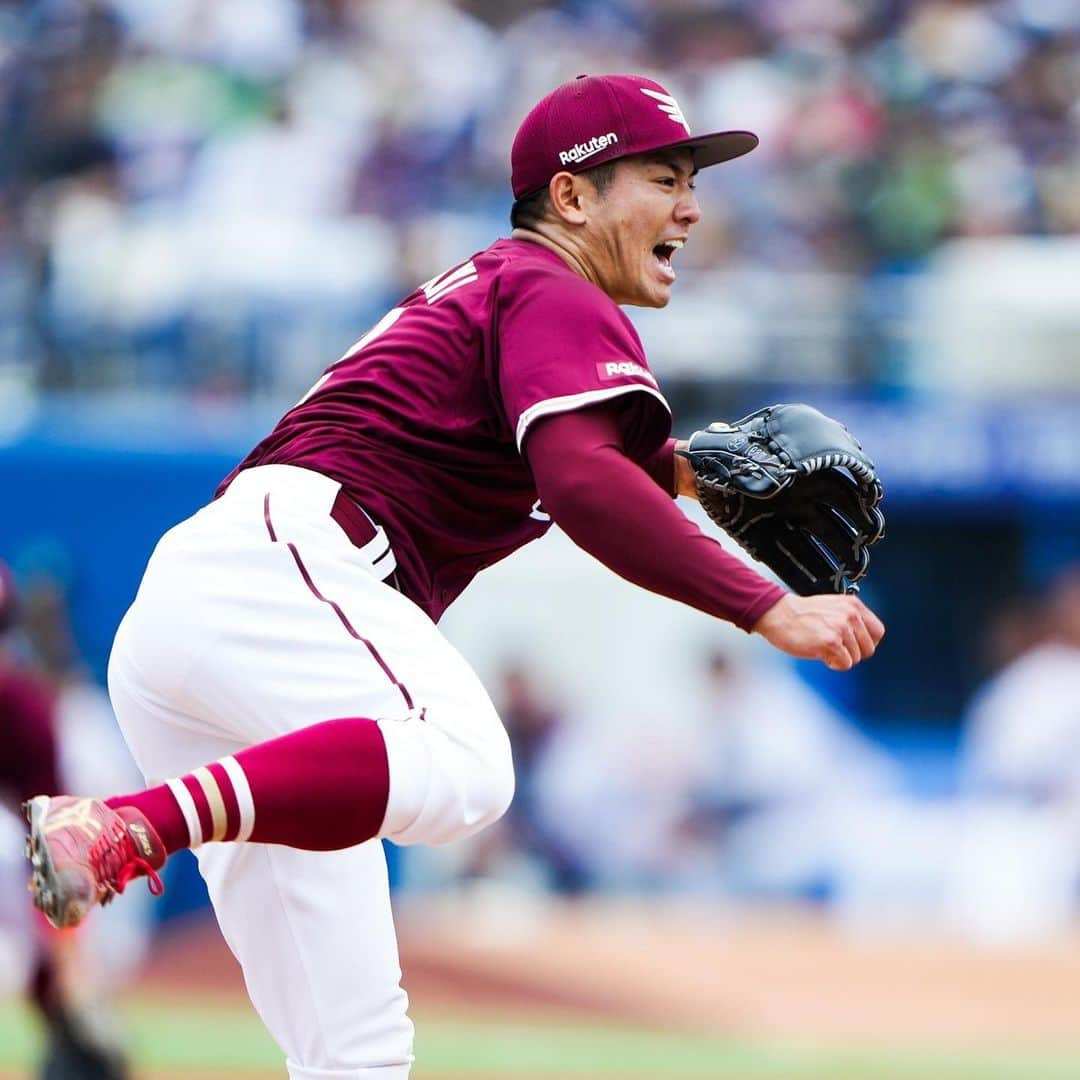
top-left (752, 593), bottom-right (884, 670)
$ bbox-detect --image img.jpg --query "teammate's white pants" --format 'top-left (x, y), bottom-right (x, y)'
top-left (107, 465), bottom-right (515, 1080)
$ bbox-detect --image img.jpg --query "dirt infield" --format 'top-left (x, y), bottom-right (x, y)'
top-left (141, 896), bottom-right (1080, 1054)
top-left (392, 896), bottom-right (1080, 1051)
top-left (8, 902), bottom-right (1080, 1079)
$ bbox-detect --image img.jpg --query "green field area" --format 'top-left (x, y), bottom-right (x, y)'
top-left (3, 996), bottom-right (1080, 1080)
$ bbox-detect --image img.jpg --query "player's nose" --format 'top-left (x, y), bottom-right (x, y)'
top-left (678, 188), bottom-right (702, 226)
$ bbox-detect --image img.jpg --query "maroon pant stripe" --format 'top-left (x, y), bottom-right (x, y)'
top-left (263, 493), bottom-right (277, 541)
top-left (182, 774), bottom-right (214, 842)
top-left (264, 492), bottom-right (415, 711)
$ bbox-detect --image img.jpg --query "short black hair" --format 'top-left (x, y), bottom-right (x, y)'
top-left (509, 161), bottom-right (619, 229)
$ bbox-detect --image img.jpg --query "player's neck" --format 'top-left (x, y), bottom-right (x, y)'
top-left (510, 227), bottom-right (600, 292)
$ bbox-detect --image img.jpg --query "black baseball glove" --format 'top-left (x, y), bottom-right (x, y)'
top-left (677, 403), bottom-right (885, 595)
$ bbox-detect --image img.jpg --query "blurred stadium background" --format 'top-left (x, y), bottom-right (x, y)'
top-left (1, 0), bottom-right (1079, 1077)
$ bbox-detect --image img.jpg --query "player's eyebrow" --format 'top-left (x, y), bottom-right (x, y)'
top-left (641, 153), bottom-right (699, 179)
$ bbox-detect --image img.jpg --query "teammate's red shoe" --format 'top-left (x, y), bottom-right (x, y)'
top-left (24, 795), bottom-right (166, 929)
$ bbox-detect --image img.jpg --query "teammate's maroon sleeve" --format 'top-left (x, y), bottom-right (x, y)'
top-left (524, 407), bottom-right (786, 631)
top-left (0, 667), bottom-right (61, 803)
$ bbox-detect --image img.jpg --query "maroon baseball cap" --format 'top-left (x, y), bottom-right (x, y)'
top-left (511, 73), bottom-right (758, 200)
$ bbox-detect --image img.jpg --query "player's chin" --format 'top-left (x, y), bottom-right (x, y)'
top-left (640, 286), bottom-right (673, 309)
top-left (631, 276), bottom-right (674, 308)
top-left (648, 262), bottom-right (677, 306)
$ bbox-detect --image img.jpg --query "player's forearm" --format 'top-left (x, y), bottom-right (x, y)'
top-left (526, 412), bottom-right (785, 630)
top-left (637, 438), bottom-right (678, 496)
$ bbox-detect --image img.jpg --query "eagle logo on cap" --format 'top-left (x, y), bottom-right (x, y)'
top-left (639, 87), bottom-right (691, 134)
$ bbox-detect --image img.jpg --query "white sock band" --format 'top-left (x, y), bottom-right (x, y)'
top-left (219, 755), bottom-right (256, 841)
top-left (167, 777), bottom-right (203, 848)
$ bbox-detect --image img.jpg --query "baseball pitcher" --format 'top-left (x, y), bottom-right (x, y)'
top-left (25, 74), bottom-right (885, 1079)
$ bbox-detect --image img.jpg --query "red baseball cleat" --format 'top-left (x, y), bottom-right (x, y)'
top-left (25, 795), bottom-right (166, 929)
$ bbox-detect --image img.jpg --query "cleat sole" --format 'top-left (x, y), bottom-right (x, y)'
top-left (24, 796), bottom-right (63, 927)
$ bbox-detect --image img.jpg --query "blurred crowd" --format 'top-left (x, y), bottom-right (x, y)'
top-left (0, 0), bottom-right (1077, 397)
top-left (421, 560), bottom-right (1080, 946)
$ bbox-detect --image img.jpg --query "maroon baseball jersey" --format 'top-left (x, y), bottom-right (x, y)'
top-left (224, 238), bottom-right (672, 622)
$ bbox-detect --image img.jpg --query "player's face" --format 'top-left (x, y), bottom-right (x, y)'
top-left (581, 150), bottom-right (701, 308)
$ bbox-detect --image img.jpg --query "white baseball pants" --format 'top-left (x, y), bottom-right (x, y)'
top-left (107, 465), bottom-right (515, 1079)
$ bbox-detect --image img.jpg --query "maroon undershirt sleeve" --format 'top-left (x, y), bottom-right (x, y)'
top-left (524, 404), bottom-right (787, 631)
top-left (638, 437), bottom-right (677, 496)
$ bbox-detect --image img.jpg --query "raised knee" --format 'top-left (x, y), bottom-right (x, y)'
top-left (468, 732), bottom-right (515, 832)
top-left (380, 716), bottom-right (515, 846)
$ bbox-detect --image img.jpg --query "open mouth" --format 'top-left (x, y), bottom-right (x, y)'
top-left (652, 239), bottom-right (684, 280)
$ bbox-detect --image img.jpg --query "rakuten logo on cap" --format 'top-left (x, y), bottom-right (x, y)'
top-left (559, 131), bottom-right (618, 166)
top-left (561, 131), bottom-right (622, 165)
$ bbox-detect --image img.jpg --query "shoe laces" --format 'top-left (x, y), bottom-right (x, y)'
top-left (89, 819), bottom-right (164, 902)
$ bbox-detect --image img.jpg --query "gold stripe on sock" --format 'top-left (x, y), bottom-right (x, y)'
top-left (193, 766), bottom-right (228, 842)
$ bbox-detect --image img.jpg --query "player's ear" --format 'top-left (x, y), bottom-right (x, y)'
top-left (549, 172), bottom-right (588, 225)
